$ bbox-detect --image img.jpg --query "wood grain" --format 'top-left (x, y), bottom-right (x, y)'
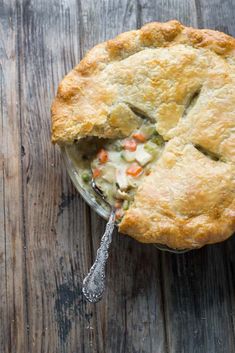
top-left (0, 0), bottom-right (27, 352)
top-left (1, 0), bottom-right (235, 352)
top-left (16, 1), bottom-right (97, 352)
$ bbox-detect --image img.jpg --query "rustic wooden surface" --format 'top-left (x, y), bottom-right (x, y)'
top-left (1, 0), bottom-right (235, 352)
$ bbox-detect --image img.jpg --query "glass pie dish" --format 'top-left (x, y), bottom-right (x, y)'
top-left (61, 144), bottom-right (189, 254)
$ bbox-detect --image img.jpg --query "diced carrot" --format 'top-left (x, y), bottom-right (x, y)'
top-left (115, 200), bottom-right (123, 209)
top-left (92, 168), bottom-right (101, 178)
top-left (115, 209), bottom-right (124, 220)
top-left (132, 132), bottom-right (146, 142)
top-left (126, 163), bottom-right (143, 177)
top-left (123, 138), bottom-right (137, 152)
top-left (98, 148), bottom-right (108, 164)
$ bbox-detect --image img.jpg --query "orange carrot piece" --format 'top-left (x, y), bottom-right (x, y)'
top-left (126, 163), bottom-right (143, 177)
top-left (115, 200), bottom-right (123, 209)
top-left (98, 148), bottom-right (108, 164)
top-left (92, 168), bottom-right (101, 178)
top-left (132, 132), bottom-right (146, 142)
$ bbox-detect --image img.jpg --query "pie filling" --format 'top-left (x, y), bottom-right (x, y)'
top-left (79, 121), bottom-right (165, 221)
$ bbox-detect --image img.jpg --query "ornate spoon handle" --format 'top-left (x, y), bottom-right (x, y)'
top-left (82, 209), bottom-right (116, 303)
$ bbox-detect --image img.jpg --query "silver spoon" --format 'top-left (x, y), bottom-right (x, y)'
top-left (82, 179), bottom-right (116, 303)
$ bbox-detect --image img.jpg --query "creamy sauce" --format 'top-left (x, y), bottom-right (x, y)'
top-left (88, 121), bottom-right (164, 220)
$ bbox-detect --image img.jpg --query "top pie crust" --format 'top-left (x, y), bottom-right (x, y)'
top-left (51, 20), bottom-right (235, 249)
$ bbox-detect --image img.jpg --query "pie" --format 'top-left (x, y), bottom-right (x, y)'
top-left (51, 20), bottom-right (235, 249)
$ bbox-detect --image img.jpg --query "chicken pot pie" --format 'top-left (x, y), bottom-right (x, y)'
top-left (51, 20), bottom-right (235, 250)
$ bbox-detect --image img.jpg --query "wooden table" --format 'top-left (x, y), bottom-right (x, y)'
top-left (1, 0), bottom-right (235, 352)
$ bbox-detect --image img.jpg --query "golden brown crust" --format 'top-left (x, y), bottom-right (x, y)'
top-left (51, 20), bottom-right (235, 144)
top-left (51, 21), bottom-right (235, 249)
top-left (119, 139), bottom-right (235, 249)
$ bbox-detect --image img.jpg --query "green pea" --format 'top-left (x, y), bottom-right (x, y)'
top-left (151, 135), bottom-right (164, 146)
top-left (81, 171), bottom-right (91, 182)
top-left (114, 141), bottom-right (123, 151)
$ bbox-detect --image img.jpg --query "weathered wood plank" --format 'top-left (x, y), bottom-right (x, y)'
top-left (162, 243), bottom-right (235, 353)
top-left (195, 0), bottom-right (235, 34)
top-left (16, 1), bottom-right (97, 352)
top-left (0, 0), bottom-right (27, 352)
top-left (136, 0), bottom-right (198, 28)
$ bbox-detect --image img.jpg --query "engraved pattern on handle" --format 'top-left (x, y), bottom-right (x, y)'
top-left (82, 209), bottom-right (116, 303)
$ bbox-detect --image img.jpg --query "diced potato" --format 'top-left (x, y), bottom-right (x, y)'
top-left (121, 151), bottom-right (136, 162)
top-left (102, 164), bottom-right (116, 183)
top-left (135, 145), bottom-right (153, 166)
top-left (116, 168), bottom-right (128, 190)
